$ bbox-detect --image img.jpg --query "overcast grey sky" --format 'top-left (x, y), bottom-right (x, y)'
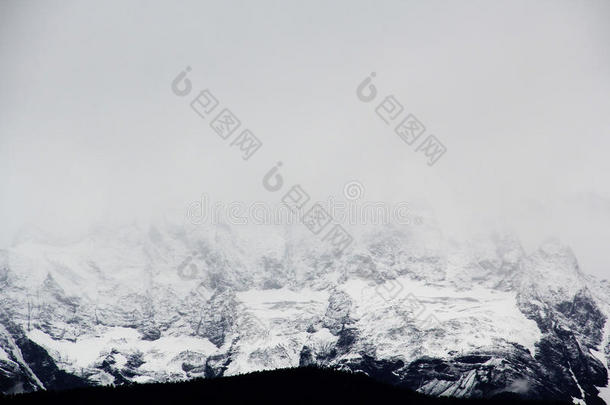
top-left (1, 0), bottom-right (609, 279)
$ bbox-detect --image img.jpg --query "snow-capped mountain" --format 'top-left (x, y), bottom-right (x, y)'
top-left (0, 220), bottom-right (608, 404)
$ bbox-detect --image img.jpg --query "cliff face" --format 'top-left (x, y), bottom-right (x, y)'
top-left (0, 223), bottom-right (608, 404)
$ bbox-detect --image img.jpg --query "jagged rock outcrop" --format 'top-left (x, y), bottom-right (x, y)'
top-left (0, 223), bottom-right (608, 404)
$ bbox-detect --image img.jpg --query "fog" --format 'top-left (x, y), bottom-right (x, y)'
top-left (1, 0), bottom-right (609, 279)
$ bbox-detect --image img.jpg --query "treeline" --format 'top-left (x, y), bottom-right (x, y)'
top-left (1, 366), bottom-right (572, 405)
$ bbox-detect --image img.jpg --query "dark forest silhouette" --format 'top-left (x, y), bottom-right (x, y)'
top-left (1, 366), bottom-right (572, 405)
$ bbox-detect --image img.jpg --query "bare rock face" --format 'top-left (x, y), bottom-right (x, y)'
top-left (323, 290), bottom-right (353, 335)
top-left (1, 223), bottom-right (609, 404)
top-left (0, 312), bottom-right (88, 394)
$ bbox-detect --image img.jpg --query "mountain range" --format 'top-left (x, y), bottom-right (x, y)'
top-left (0, 220), bottom-right (608, 404)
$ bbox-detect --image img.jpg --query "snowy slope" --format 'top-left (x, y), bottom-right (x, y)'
top-left (0, 222), bottom-right (608, 404)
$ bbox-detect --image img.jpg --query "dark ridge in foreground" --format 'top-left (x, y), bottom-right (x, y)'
top-left (0, 367), bottom-right (572, 405)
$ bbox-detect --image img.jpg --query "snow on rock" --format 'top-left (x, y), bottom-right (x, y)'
top-left (0, 222), bottom-right (609, 404)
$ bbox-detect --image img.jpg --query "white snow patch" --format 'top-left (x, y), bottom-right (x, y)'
top-left (237, 287), bottom-right (329, 320)
top-left (341, 277), bottom-right (541, 359)
top-left (0, 347), bottom-right (10, 362)
top-left (27, 327), bottom-right (217, 377)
